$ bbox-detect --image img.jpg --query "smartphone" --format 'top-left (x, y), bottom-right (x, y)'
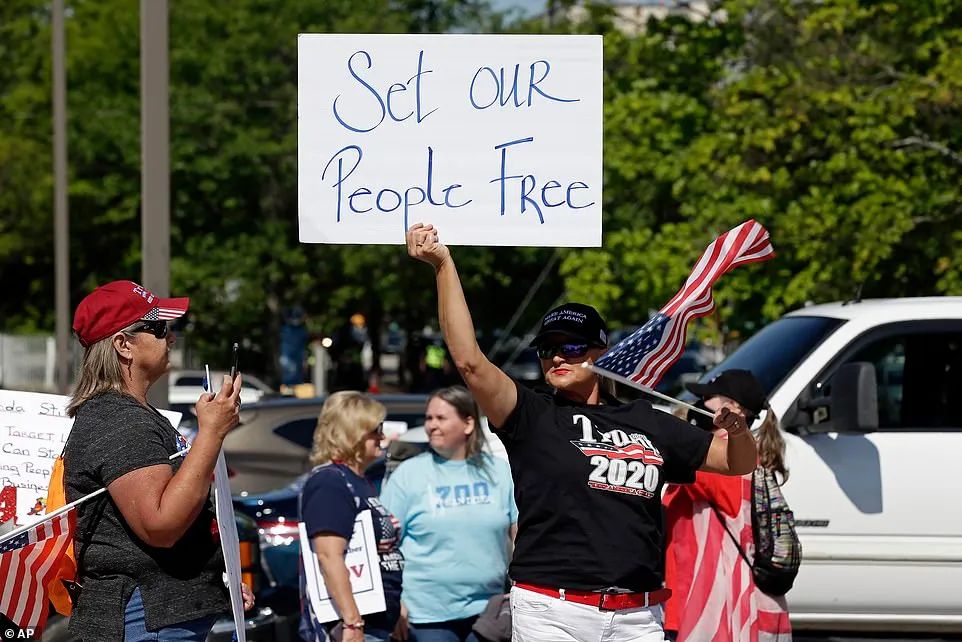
top-left (229, 342), bottom-right (240, 379)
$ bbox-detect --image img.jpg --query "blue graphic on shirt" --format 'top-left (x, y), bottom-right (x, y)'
top-left (380, 452), bottom-right (517, 624)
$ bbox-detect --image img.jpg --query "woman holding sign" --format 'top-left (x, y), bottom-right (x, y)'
top-left (63, 280), bottom-right (253, 641)
top-left (299, 391), bottom-right (404, 642)
top-left (406, 224), bottom-right (757, 642)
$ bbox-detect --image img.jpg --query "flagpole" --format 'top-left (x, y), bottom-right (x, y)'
top-left (0, 447), bottom-right (190, 546)
top-left (584, 363), bottom-right (714, 419)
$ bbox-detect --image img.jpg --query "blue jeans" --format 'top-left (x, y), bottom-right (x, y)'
top-left (409, 616), bottom-right (479, 642)
top-left (124, 587), bottom-right (218, 641)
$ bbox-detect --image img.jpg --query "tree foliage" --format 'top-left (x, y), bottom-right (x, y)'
top-left (559, 0), bottom-right (962, 337)
top-left (1, 0), bottom-right (554, 379)
top-left (2, 0), bottom-right (961, 380)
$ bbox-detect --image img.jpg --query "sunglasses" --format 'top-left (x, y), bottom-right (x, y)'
top-left (129, 320), bottom-right (169, 340)
top-left (536, 342), bottom-right (591, 359)
top-left (367, 423), bottom-right (385, 439)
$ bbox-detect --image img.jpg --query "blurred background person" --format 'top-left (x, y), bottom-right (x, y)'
top-left (279, 306), bottom-right (309, 392)
top-left (299, 391), bottom-right (404, 642)
top-left (663, 369), bottom-right (792, 642)
top-left (330, 314), bottom-right (371, 392)
top-left (381, 386), bottom-right (517, 642)
top-left (420, 335), bottom-right (454, 392)
top-left (63, 280), bottom-right (251, 641)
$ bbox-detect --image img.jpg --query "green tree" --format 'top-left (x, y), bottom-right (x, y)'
top-left (559, 0), bottom-right (962, 339)
top-left (2, 0), bottom-right (558, 384)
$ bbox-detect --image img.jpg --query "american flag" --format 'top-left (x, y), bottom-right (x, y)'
top-left (0, 510), bottom-right (74, 630)
top-left (594, 219), bottom-right (774, 388)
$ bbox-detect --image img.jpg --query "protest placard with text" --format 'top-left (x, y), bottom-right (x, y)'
top-left (0, 389), bottom-right (183, 526)
top-left (298, 34), bottom-right (602, 246)
top-left (299, 510), bottom-right (385, 623)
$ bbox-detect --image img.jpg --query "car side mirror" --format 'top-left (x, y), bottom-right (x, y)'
top-left (803, 362), bottom-right (879, 434)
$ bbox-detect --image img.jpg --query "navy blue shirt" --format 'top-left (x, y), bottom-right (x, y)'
top-left (300, 464), bottom-right (403, 616)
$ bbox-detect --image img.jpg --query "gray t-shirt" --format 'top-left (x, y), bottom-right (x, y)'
top-left (64, 391), bottom-right (228, 640)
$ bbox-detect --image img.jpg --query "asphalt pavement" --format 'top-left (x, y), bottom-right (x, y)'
top-left (792, 631), bottom-right (962, 642)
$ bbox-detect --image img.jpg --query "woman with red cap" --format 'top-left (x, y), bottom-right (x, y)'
top-left (63, 280), bottom-right (252, 641)
top-left (407, 225), bottom-right (758, 642)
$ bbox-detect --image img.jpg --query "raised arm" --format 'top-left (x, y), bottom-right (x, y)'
top-left (407, 224), bottom-right (517, 427)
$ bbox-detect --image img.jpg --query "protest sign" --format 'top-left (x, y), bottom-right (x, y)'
top-left (0, 390), bottom-right (71, 526)
top-left (299, 510), bottom-right (385, 623)
top-left (0, 389), bottom-right (178, 526)
top-left (214, 451), bottom-right (247, 642)
top-left (298, 34), bottom-right (602, 246)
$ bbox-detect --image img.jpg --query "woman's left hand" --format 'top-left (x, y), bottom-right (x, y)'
top-left (241, 582), bottom-right (255, 610)
top-left (393, 602), bottom-right (410, 641)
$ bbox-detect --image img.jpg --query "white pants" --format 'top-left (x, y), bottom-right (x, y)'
top-left (510, 586), bottom-right (667, 642)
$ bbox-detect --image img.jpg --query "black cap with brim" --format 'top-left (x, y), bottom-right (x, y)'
top-left (685, 369), bottom-right (767, 415)
top-left (529, 302), bottom-right (609, 348)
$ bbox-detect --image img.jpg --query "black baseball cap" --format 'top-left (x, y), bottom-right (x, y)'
top-left (530, 302), bottom-right (608, 349)
top-left (686, 369), bottom-right (767, 416)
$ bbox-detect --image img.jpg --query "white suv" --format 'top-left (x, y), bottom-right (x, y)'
top-left (168, 369), bottom-right (274, 406)
top-left (695, 297), bottom-right (962, 633)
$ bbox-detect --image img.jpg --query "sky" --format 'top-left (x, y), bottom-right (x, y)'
top-left (491, 0), bottom-right (547, 17)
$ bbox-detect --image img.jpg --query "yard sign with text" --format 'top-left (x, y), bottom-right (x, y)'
top-left (298, 34), bottom-right (602, 246)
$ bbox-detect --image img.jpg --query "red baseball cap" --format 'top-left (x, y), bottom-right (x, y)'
top-left (73, 280), bottom-right (190, 348)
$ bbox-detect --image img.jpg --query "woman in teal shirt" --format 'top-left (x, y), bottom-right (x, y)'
top-left (382, 386), bottom-right (517, 642)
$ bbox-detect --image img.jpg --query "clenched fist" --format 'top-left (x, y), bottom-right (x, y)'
top-left (407, 223), bottom-right (450, 269)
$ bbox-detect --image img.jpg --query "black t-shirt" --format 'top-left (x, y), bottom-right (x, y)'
top-left (64, 392), bottom-right (228, 640)
top-left (493, 381), bottom-right (713, 592)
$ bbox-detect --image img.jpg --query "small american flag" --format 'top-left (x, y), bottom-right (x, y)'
top-left (0, 510), bottom-right (74, 630)
top-left (595, 219), bottom-right (774, 388)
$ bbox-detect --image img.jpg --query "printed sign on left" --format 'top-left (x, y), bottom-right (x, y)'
top-left (0, 390), bottom-right (73, 526)
top-left (0, 389), bottom-right (182, 527)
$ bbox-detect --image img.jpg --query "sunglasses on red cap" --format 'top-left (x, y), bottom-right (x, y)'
top-left (127, 320), bottom-right (169, 340)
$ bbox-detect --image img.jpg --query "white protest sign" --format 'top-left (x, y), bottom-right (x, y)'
top-left (0, 389), bottom-right (179, 526)
top-left (298, 34), bottom-right (602, 247)
top-left (299, 510), bottom-right (385, 623)
top-left (214, 451), bottom-right (247, 642)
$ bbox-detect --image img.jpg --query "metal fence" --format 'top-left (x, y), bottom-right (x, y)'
top-left (0, 334), bottom-right (60, 393)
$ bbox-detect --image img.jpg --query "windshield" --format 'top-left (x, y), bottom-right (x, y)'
top-left (695, 316), bottom-right (845, 395)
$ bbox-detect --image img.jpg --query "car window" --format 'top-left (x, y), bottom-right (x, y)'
top-left (831, 330), bottom-right (962, 430)
top-left (697, 316), bottom-right (844, 396)
top-left (272, 412), bottom-right (428, 450)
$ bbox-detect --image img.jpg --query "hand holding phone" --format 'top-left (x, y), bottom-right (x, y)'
top-left (229, 342), bottom-right (240, 379)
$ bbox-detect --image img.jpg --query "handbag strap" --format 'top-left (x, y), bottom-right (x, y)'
top-left (708, 503), bottom-right (754, 570)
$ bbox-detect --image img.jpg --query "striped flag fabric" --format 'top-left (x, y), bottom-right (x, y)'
top-left (594, 219), bottom-right (774, 388)
top-left (0, 510), bottom-right (75, 630)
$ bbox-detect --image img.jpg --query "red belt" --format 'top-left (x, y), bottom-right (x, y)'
top-left (514, 582), bottom-right (671, 611)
